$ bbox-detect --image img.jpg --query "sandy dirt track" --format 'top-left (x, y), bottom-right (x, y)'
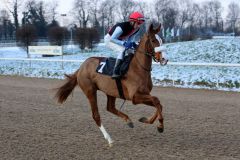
top-left (0, 75), bottom-right (239, 160)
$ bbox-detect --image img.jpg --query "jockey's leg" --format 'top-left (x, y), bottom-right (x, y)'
top-left (112, 59), bottom-right (122, 79)
top-left (112, 50), bottom-right (125, 79)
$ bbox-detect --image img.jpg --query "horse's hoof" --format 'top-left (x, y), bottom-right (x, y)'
top-left (127, 121), bottom-right (134, 128)
top-left (157, 127), bottom-right (164, 133)
top-left (109, 143), bottom-right (113, 147)
top-left (139, 117), bottom-right (148, 123)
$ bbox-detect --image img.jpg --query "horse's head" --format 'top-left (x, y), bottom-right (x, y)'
top-left (142, 23), bottom-right (168, 65)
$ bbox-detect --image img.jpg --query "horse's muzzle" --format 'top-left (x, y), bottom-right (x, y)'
top-left (160, 58), bottom-right (168, 66)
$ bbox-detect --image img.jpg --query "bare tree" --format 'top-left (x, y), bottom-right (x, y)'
top-left (89, 0), bottom-right (100, 27)
top-left (117, 0), bottom-right (135, 21)
top-left (135, 1), bottom-right (150, 18)
top-left (47, 26), bottom-right (68, 47)
top-left (4, 0), bottom-right (23, 30)
top-left (201, 0), bottom-right (222, 32)
top-left (73, 0), bottom-right (91, 28)
top-left (0, 9), bottom-right (10, 20)
top-left (154, 0), bottom-right (173, 23)
top-left (47, 0), bottom-right (59, 23)
top-left (74, 27), bottom-right (100, 50)
top-left (187, 3), bottom-right (202, 34)
top-left (194, 4), bottom-right (206, 31)
top-left (24, 0), bottom-right (48, 37)
top-left (201, 1), bottom-right (211, 30)
top-left (154, 0), bottom-right (178, 29)
top-left (0, 9), bottom-right (10, 39)
top-left (16, 24), bottom-right (37, 57)
top-left (162, 7), bottom-right (178, 29)
top-left (226, 2), bottom-right (240, 34)
top-left (209, 0), bottom-right (223, 32)
top-left (177, 0), bottom-right (191, 30)
top-left (99, 0), bottom-right (116, 30)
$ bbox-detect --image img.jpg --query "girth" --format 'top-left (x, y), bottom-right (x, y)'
top-left (115, 79), bottom-right (125, 99)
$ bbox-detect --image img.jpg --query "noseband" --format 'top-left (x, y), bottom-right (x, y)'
top-left (135, 37), bottom-right (157, 72)
top-left (145, 36), bottom-right (168, 66)
top-left (135, 35), bottom-right (167, 72)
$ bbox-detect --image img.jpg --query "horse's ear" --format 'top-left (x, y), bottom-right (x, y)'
top-left (148, 23), bottom-right (161, 34)
top-left (148, 23), bottom-right (154, 34)
top-left (155, 23), bottom-right (161, 33)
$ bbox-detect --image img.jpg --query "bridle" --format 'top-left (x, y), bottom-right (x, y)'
top-left (146, 35), bottom-right (168, 66)
top-left (145, 38), bottom-right (158, 61)
top-left (135, 34), bottom-right (166, 72)
top-left (135, 52), bottom-right (152, 72)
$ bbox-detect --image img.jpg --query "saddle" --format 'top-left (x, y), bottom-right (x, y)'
top-left (96, 50), bottom-right (134, 99)
top-left (96, 52), bottom-right (134, 78)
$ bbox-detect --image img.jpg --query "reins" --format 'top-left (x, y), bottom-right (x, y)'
top-left (134, 38), bottom-right (156, 72)
top-left (135, 53), bottom-right (152, 72)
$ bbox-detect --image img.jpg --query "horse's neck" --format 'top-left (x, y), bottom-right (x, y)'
top-left (132, 39), bottom-right (152, 72)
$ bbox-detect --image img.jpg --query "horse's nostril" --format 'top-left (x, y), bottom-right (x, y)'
top-left (160, 59), bottom-right (168, 66)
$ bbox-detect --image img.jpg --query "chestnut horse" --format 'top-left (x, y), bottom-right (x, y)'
top-left (55, 23), bottom-right (166, 146)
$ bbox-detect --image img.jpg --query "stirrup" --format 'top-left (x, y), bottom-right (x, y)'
top-left (112, 73), bottom-right (120, 79)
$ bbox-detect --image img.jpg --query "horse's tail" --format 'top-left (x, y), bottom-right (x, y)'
top-left (55, 70), bottom-right (78, 104)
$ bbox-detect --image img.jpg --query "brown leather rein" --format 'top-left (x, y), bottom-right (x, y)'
top-left (134, 39), bottom-right (157, 72)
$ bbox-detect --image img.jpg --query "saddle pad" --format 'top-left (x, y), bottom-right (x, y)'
top-left (96, 57), bottom-right (116, 76)
top-left (96, 54), bottom-right (134, 77)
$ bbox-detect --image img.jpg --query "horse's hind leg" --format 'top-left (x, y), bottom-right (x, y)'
top-left (80, 82), bottom-right (113, 146)
top-left (106, 95), bottom-right (134, 128)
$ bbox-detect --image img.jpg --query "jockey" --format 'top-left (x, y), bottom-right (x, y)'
top-left (104, 12), bottom-right (145, 79)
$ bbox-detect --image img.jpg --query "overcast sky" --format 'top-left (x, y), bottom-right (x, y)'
top-left (1, 0), bottom-right (239, 13)
top-left (1, 0), bottom-right (239, 22)
top-left (54, 0), bottom-right (239, 18)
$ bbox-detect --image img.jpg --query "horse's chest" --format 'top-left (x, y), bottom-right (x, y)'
top-left (126, 74), bottom-right (152, 94)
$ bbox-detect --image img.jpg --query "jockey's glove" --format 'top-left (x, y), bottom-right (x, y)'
top-left (123, 41), bottom-right (137, 49)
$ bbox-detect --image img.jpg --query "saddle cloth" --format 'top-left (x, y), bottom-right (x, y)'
top-left (96, 53), bottom-right (134, 77)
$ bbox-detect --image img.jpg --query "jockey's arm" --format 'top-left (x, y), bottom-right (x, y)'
top-left (109, 26), bottom-right (125, 46)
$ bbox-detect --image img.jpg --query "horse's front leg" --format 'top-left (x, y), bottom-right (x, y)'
top-left (132, 93), bottom-right (164, 133)
top-left (106, 95), bottom-right (134, 128)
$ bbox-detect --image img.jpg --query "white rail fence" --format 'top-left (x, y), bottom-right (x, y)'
top-left (1, 57), bottom-right (240, 66)
top-left (0, 57), bottom-right (240, 91)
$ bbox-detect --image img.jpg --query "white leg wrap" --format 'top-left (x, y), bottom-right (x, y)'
top-left (99, 125), bottom-right (114, 144)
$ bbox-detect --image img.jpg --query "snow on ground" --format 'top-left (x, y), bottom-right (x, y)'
top-left (0, 38), bottom-right (240, 92)
top-left (166, 38), bottom-right (240, 63)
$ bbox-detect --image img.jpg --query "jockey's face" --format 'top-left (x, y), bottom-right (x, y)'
top-left (133, 21), bottom-right (143, 29)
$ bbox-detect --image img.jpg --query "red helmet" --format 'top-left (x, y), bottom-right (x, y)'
top-left (129, 12), bottom-right (145, 24)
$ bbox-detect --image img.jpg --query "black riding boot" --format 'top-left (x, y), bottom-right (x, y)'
top-left (112, 59), bottom-right (122, 79)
